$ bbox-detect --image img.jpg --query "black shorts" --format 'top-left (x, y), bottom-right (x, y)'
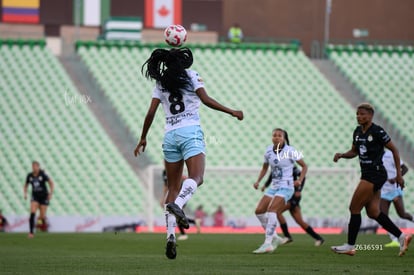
top-left (289, 195), bottom-right (301, 210)
top-left (361, 167), bottom-right (387, 192)
top-left (31, 194), bottom-right (49, 206)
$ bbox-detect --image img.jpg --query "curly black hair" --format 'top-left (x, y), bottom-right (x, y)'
top-left (142, 47), bottom-right (194, 95)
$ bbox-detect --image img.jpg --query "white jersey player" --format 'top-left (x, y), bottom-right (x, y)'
top-left (252, 128), bottom-right (308, 254)
top-left (152, 69), bottom-right (204, 132)
top-left (380, 149), bottom-right (412, 247)
top-left (135, 47), bottom-right (243, 259)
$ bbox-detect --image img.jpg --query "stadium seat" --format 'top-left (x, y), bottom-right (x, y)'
top-left (77, 42), bottom-right (367, 219)
top-left (328, 44), bottom-right (414, 146)
top-left (0, 41), bottom-right (156, 217)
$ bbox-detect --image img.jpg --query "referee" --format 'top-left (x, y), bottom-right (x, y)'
top-left (331, 103), bottom-right (411, 256)
top-left (24, 161), bottom-right (54, 237)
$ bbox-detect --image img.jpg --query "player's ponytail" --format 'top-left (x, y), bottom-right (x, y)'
top-left (284, 130), bottom-right (290, 145)
top-left (142, 47), bottom-right (193, 94)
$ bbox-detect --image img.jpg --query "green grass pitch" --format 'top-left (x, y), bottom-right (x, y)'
top-left (0, 233), bottom-right (411, 274)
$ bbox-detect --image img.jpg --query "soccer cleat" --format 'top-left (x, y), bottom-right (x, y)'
top-left (252, 243), bottom-right (276, 254)
top-left (384, 241), bottom-right (400, 248)
top-left (279, 237), bottom-right (293, 245)
top-left (177, 234), bottom-right (189, 241)
top-left (271, 235), bottom-right (282, 248)
top-left (331, 244), bottom-right (356, 256)
top-left (28, 233), bottom-right (34, 239)
top-left (165, 234), bottom-right (177, 259)
top-left (166, 203), bottom-right (189, 229)
top-left (315, 239), bottom-right (325, 247)
top-left (399, 234), bottom-right (412, 257)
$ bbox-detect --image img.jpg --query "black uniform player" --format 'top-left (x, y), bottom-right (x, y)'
top-left (24, 161), bottom-right (54, 238)
top-left (263, 166), bottom-right (324, 246)
top-left (332, 103), bottom-right (411, 256)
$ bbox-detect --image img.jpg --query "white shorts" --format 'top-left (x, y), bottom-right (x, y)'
top-left (264, 187), bottom-right (294, 203)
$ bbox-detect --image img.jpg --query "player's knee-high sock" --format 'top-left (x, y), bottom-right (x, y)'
top-left (178, 225), bottom-right (185, 235)
top-left (305, 226), bottom-right (322, 240)
top-left (174, 179), bottom-right (197, 209)
top-left (280, 223), bottom-right (292, 239)
top-left (29, 213), bottom-right (35, 234)
top-left (347, 214), bottom-right (361, 245)
top-left (375, 212), bottom-right (402, 239)
top-left (264, 212), bottom-right (277, 244)
top-left (256, 213), bottom-right (268, 230)
top-left (165, 204), bottom-right (176, 237)
top-left (166, 212), bottom-right (177, 237)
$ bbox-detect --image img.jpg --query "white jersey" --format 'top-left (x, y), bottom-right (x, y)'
top-left (381, 150), bottom-right (403, 193)
top-left (263, 144), bottom-right (302, 189)
top-left (152, 69), bottom-right (204, 132)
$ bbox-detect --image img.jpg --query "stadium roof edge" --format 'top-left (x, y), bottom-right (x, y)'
top-left (326, 43), bottom-right (414, 56)
top-left (0, 38), bottom-right (46, 48)
top-left (75, 40), bottom-right (301, 53)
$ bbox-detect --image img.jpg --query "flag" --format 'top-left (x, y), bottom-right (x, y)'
top-left (2, 0), bottom-right (39, 24)
top-left (145, 0), bottom-right (182, 29)
top-left (83, 0), bottom-right (101, 26)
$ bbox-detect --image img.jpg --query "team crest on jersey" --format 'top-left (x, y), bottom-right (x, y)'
top-left (359, 145), bottom-right (367, 155)
top-left (39, 176), bottom-right (43, 181)
top-left (367, 135), bottom-right (373, 142)
top-left (273, 158), bottom-right (279, 165)
top-left (355, 135), bottom-right (359, 141)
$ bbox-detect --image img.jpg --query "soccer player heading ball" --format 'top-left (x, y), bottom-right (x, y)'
top-left (331, 103), bottom-right (411, 256)
top-left (134, 47), bottom-right (243, 259)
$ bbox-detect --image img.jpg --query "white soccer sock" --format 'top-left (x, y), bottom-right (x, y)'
top-left (174, 178), bottom-right (198, 209)
top-left (256, 213), bottom-right (268, 230)
top-left (264, 212), bottom-right (277, 244)
top-left (166, 212), bottom-right (176, 237)
top-left (388, 232), bottom-right (398, 242)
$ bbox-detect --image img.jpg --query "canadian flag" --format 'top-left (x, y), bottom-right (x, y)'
top-left (145, 0), bottom-right (182, 28)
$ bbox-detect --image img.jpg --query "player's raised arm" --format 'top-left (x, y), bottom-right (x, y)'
top-left (333, 144), bottom-right (358, 162)
top-left (196, 88), bottom-right (243, 120)
top-left (47, 178), bottom-right (55, 201)
top-left (253, 163), bottom-right (269, 190)
top-left (295, 159), bottom-right (308, 186)
top-left (134, 98), bottom-right (161, 156)
top-left (23, 181), bottom-right (28, 200)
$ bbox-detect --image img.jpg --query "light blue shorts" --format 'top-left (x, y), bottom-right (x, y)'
top-left (162, 125), bottom-right (205, 163)
top-left (264, 187), bottom-right (294, 203)
top-left (381, 189), bottom-right (403, 202)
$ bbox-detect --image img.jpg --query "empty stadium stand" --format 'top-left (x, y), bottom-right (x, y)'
top-left (3, 39), bottom-right (411, 222)
top-left (76, 41), bottom-right (363, 218)
top-left (327, 44), bottom-right (414, 145)
top-left (0, 39), bottom-right (150, 216)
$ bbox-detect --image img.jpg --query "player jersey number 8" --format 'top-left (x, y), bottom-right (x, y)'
top-left (169, 93), bottom-right (185, 114)
top-left (152, 69), bottom-right (205, 132)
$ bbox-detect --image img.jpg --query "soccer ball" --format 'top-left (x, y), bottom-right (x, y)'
top-left (164, 24), bottom-right (187, 47)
